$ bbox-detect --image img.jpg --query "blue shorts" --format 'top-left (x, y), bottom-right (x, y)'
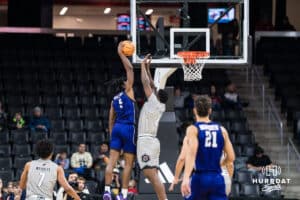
top-left (110, 123), bottom-right (136, 154)
top-left (186, 172), bottom-right (227, 200)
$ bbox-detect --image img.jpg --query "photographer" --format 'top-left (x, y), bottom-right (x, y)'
top-left (111, 168), bottom-right (121, 196)
top-left (65, 177), bottom-right (89, 200)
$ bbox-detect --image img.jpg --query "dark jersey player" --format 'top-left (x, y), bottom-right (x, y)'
top-left (103, 41), bottom-right (136, 200)
top-left (181, 95), bottom-right (235, 200)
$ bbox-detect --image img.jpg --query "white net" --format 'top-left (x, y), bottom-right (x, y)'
top-left (181, 60), bottom-right (206, 81)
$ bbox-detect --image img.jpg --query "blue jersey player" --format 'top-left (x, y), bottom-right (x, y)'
top-left (103, 41), bottom-right (136, 200)
top-left (181, 95), bottom-right (235, 200)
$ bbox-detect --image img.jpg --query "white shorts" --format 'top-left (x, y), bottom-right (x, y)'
top-left (137, 136), bottom-right (160, 170)
top-left (222, 168), bottom-right (232, 196)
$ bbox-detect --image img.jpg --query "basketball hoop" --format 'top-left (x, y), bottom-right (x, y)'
top-left (177, 51), bottom-right (210, 81)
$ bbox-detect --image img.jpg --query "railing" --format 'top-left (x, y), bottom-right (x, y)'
top-left (287, 137), bottom-right (300, 175)
top-left (250, 65), bottom-right (284, 145)
top-left (250, 32), bottom-right (284, 145)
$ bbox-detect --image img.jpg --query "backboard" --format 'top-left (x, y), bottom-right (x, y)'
top-left (130, 0), bottom-right (249, 66)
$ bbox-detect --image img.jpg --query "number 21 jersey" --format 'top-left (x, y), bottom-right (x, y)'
top-left (194, 122), bottom-right (224, 173)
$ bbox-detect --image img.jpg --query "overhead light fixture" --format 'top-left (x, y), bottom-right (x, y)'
top-left (59, 7), bottom-right (68, 16)
top-left (104, 7), bottom-right (111, 14)
top-left (145, 9), bottom-right (153, 15)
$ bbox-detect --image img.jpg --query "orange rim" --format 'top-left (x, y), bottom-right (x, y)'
top-left (177, 51), bottom-right (210, 64)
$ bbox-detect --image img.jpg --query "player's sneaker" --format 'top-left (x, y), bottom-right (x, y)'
top-left (116, 194), bottom-right (126, 200)
top-left (102, 191), bottom-right (112, 200)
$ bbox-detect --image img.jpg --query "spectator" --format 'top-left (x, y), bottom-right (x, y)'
top-left (0, 101), bottom-right (7, 131)
top-left (223, 83), bottom-right (242, 109)
top-left (128, 179), bottom-right (138, 195)
top-left (276, 16), bottom-right (296, 31)
top-left (70, 143), bottom-right (93, 178)
top-left (29, 107), bottom-right (51, 133)
top-left (56, 172), bottom-right (79, 200)
top-left (111, 168), bottom-right (121, 196)
top-left (65, 177), bottom-right (89, 200)
top-left (210, 85), bottom-right (222, 110)
top-left (93, 142), bottom-right (109, 171)
top-left (174, 87), bottom-right (189, 109)
top-left (9, 112), bottom-right (25, 130)
top-left (12, 183), bottom-right (22, 200)
top-left (55, 152), bottom-right (70, 170)
top-left (0, 178), bottom-right (7, 200)
top-left (6, 182), bottom-right (13, 200)
top-left (247, 146), bottom-right (272, 173)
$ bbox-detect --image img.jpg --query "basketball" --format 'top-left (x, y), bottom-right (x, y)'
top-left (122, 40), bottom-right (135, 56)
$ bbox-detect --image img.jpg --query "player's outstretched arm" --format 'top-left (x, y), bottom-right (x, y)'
top-left (181, 126), bottom-right (198, 197)
top-left (117, 42), bottom-right (134, 91)
top-left (169, 136), bottom-right (188, 191)
top-left (19, 162), bottom-right (30, 190)
top-left (141, 54), bottom-right (153, 98)
top-left (145, 56), bottom-right (156, 90)
top-left (221, 126), bottom-right (235, 178)
top-left (108, 103), bottom-right (116, 134)
top-left (57, 166), bottom-right (81, 200)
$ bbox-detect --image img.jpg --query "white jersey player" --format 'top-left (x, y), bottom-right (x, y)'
top-left (20, 140), bottom-right (80, 200)
top-left (137, 54), bottom-right (169, 200)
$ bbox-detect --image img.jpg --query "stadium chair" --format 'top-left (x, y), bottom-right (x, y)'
top-left (59, 83), bottom-right (76, 95)
top-left (78, 95), bottom-right (96, 106)
top-left (50, 132), bottom-right (68, 145)
top-left (0, 145), bottom-right (11, 157)
top-left (241, 183), bottom-right (260, 197)
top-left (237, 134), bottom-right (254, 145)
top-left (229, 134), bottom-right (236, 144)
top-left (0, 131), bottom-right (10, 144)
top-left (231, 121), bottom-right (248, 134)
top-left (69, 132), bottom-right (86, 144)
top-left (13, 144), bottom-right (32, 157)
top-left (88, 132), bottom-right (106, 145)
top-left (24, 95), bottom-right (42, 107)
top-left (42, 96), bottom-right (61, 107)
top-left (295, 119), bottom-right (300, 141)
top-left (51, 119), bottom-right (65, 131)
top-left (210, 110), bottom-right (225, 121)
top-left (5, 95), bottom-right (23, 107)
top-left (81, 107), bottom-right (99, 120)
top-left (0, 170), bottom-right (14, 185)
top-left (236, 171), bottom-right (253, 184)
top-left (97, 96), bottom-right (108, 107)
top-left (77, 84), bottom-right (93, 95)
top-left (40, 82), bottom-right (59, 95)
top-left (54, 145), bottom-right (70, 156)
top-left (14, 156), bottom-right (32, 170)
top-left (63, 106), bottom-right (81, 119)
top-left (99, 109), bottom-right (109, 119)
top-left (242, 145), bottom-right (255, 157)
top-left (229, 183), bottom-right (240, 197)
top-left (44, 106), bottom-right (63, 119)
top-left (61, 96), bottom-right (78, 107)
top-left (85, 120), bottom-right (103, 132)
top-left (30, 132), bottom-right (48, 143)
top-left (0, 157), bottom-right (13, 170)
top-left (233, 145), bottom-right (242, 157)
top-left (85, 180), bottom-right (99, 194)
top-left (10, 130), bottom-right (29, 144)
top-left (65, 119), bottom-right (83, 132)
top-left (225, 110), bottom-right (246, 121)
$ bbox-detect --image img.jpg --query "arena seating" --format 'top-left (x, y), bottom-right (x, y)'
top-left (0, 33), bottom-right (262, 198)
top-left (256, 37), bottom-right (300, 142)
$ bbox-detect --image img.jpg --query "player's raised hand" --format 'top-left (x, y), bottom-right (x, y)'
top-left (181, 178), bottom-right (191, 198)
top-left (117, 41), bottom-right (124, 55)
top-left (142, 54), bottom-right (151, 66)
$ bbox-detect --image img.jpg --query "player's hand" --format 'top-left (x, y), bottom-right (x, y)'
top-left (181, 178), bottom-right (191, 198)
top-left (117, 41), bottom-right (124, 55)
top-left (142, 54), bottom-right (151, 66)
top-left (169, 177), bottom-right (181, 191)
